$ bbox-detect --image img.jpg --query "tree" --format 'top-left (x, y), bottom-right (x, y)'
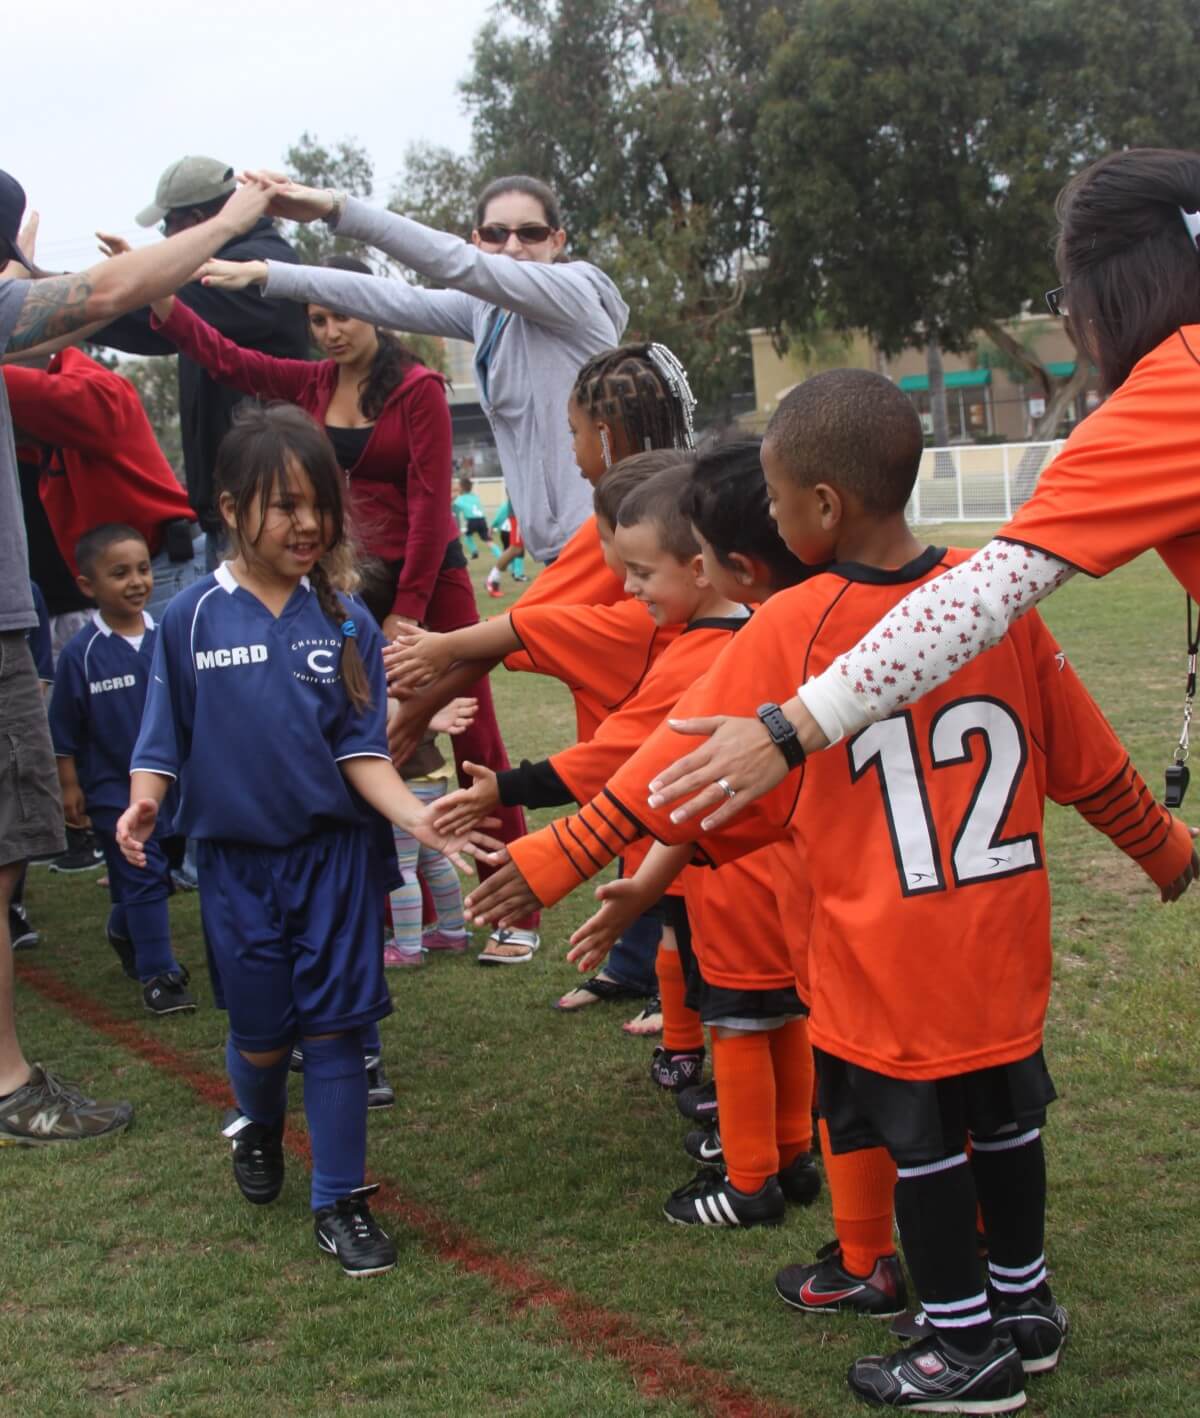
top-left (393, 0), bottom-right (798, 414)
top-left (282, 132), bottom-right (376, 266)
top-left (113, 355), bottom-right (185, 477)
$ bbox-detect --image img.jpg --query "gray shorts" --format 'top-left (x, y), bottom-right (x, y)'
top-left (0, 632), bottom-right (65, 868)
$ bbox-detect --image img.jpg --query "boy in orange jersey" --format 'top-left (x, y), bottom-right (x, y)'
top-left (474, 370), bottom-right (1197, 1414)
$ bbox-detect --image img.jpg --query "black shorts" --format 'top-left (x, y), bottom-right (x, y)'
top-left (466, 516), bottom-right (490, 540)
top-left (815, 1046), bottom-right (1056, 1166)
top-left (696, 979), bottom-right (807, 1028)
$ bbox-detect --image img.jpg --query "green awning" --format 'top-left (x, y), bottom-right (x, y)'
top-left (898, 370), bottom-right (992, 392)
top-left (1045, 361), bottom-right (1076, 378)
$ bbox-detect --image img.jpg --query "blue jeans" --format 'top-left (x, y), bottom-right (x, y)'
top-left (146, 533), bottom-right (204, 621)
top-left (604, 912), bottom-right (662, 995)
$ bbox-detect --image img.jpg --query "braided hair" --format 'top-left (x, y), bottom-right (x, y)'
top-left (572, 343), bottom-right (697, 462)
top-left (214, 403), bottom-right (372, 713)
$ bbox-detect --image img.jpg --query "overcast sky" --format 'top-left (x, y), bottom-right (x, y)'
top-left (5, 0), bottom-right (494, 272)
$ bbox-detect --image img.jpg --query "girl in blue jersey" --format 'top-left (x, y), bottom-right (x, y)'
top-left (118, 404), bottom-right (497, 1277)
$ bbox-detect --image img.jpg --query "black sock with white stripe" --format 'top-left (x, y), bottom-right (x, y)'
top-left (969, 1126), bottom-right (1050, 1303)
top-left (894, 1152), bottom-right (993, 1355)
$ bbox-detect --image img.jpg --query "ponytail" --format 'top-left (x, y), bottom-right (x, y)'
top-left (310, 558), bottom-right (372, 714)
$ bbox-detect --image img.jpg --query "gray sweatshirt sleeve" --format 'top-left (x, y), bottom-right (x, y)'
top-left (261, 261), bottom-right (477, 342)
top-left (332, 198), bottom-right (614, 335)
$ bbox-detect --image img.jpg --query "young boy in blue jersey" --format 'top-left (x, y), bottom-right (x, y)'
top-left (48, 527), bottom-right (194, 1015)
top-left (118, 404), bottom-right (499, 1278)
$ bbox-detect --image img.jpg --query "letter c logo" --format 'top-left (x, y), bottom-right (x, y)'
top-left (307, 648), bottom-right (335, 674)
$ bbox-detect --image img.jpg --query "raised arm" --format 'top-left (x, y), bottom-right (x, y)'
top-left (148, 296), bottom-right (316, 403)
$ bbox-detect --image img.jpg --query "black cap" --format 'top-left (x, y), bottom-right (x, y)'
top-left (0, 170), bottom-right (34, 272)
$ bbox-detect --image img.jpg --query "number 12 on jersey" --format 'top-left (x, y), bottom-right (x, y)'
top-left (847, 697), bottom-right (1043, 896)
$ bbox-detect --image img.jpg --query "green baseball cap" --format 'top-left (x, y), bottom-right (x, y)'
top-left (136, 156), bottom-right (237, 228)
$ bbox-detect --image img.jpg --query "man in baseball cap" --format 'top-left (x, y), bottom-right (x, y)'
top-left (0, 170), bottom-right (36, 272)
top-left (136, 155), bottom-right (238, 232)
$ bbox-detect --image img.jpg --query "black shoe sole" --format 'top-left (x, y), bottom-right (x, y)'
top-left (315, 1234), bottom-right (397, 1277)
top-left (234, 1178), bottom-right (283, 1205)
top-left (144, 1001), bottom-right (198, 1016)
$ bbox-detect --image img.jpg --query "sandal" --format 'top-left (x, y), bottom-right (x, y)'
top-left (622, 996), bottom-right (663, 1037)
top-left (554, 974), bottom-right (646, 1012)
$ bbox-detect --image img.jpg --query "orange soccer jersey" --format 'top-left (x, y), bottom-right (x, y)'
top-left (584, 545), bottom-right (1192, 1081)
top-left (1001, 324), bottom-right (1200, 596)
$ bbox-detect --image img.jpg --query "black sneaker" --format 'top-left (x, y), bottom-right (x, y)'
top-left (365, 1055), bottom-right (395, 1110)
top-left (991, 1289), bottom-right (1069, 1374)
top-left (8, 903), bottom-right (38, 951)
top-left (0, 1065), bottom-right (133, 1145)
top-left (47, 826), bottom-right (103, 874)
top-left (106, 925), bottom-right (138, 980)
top-left (663, 1169), bottom-right (785, 1228)
top-left (676, 1078), bottom-right (718, 1124)
top-left (314, 1183), bottom-right (397, 1277)
top-left (683, 1126), bottom-right (724, 1167)
top-left (779, 1149), bottom-right (822, 1206)
top-left (847, 1331), bottom-right (1025, 1412)
top-left (650, 1044), bottom-right (705, 1091)
top-left (222, 1109), bottom-right (285, 1204)
top-left (777, 1239), bottom-right (908, 1318)
top-left (143, 971), bottom-right (196, 1016)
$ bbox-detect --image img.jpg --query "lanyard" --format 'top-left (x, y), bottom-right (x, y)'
top-left (1165, 594), bottom-right (1198, 806)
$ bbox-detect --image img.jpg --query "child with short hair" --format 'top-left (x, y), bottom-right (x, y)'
top-left (537, 370), bottom-right (1197, 1411)
top-left (118, 404), bottom-right (498, 1278)
top-left (48, 524), bottom-right (193, 1015)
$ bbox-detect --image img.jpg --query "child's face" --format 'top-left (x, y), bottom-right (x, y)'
top-left (614, 520), bottom-right (705, 625)
top-left (567, 394), bottom-right (615, 485)
top-left (225, 459), bottom-right (331, 583)
top-left (596, 516), bottom-right (625, 581)
top-left (761, 438), bottom-right (837, 564)
top-left (78, 538), bottom-right (153, 619)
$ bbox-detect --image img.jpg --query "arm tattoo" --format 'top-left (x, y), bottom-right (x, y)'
top-left (6, 274), bottom-right (97, 353)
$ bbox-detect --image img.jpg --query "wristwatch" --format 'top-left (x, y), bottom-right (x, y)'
top-left (322, 189), bottom-right (348, 229)
top-left (756, 702), bottom-right (806, 770)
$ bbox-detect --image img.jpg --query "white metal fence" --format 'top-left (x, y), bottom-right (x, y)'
top-left (908, 442), bottom-right (1064, 524)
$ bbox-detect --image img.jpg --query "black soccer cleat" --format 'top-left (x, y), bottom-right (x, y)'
top-left (779, 1150), bottom-right (822, 1206)
top-left (365, 1055), bottom-right (395, 1110)
top-left (8, 903), bottom-right (38, 951)
top-left (847, 1331), bottom-right (1025, 1412)
top-left (650, 1045), bottom-right (705, 1092)
top-left (222, 1109), bottom-right (285, 1205)
top-left (991, 1289), bottom-right (1069, 1374)
top-left (314, 1183), bottom-right (397, 1277)
top-left (663, 1169), bottom-right (785, 1228)
top-left (676, 1078), bottom-right (718, 1124)
top-left (143, 971), bottom-right (196, 1016)
top-left (777, 1239), bottom-right (908, 1318)
top-left (683, 1126), bottom-right (724, 1167)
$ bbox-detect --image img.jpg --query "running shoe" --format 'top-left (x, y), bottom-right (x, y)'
top-left (0, 1065), bottom-right (133, 1146)
top-left (314, 1183), bottom-right (397, 1277)
top-left (847, 1331), bottom-right (1025, 1412)
top-left (46, 826), bottom-right (103, 874)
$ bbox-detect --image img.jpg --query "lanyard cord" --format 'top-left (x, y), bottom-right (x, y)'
top-left (1176, 593), bottom-right (1198, 763)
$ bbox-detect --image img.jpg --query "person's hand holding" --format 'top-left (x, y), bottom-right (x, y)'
top-left (216, 173), bottom-right (284, 236)
top-left (61, 785), bottom-right (90, 829)
top-left (199, 258), bottom-right (269, 292)
top-left (116, 799), bottom-right (158, 868)
top-left (463, 853), bottom-right (540, 927)
top-left (240, 170), bottom-right (336, 224)
top-left (431, 763), bottom-right (500, 837)
top-left (429, 697), bottom-right (478, 736)
top-left (566, 877), bottom-right (648, 974)
top-left (409, 804), bottom-right (505, 875)
top-left (384, 628), bottom-right (453, 693)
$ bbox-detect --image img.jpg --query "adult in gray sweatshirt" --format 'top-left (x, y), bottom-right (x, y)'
top-left (200, 174), bottom-right (629, 565)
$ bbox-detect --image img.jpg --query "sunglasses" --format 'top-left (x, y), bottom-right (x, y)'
top-left (476, 223), bottom-right (555, 246)
top-left (1045, 286), bottom-right (1068, 318)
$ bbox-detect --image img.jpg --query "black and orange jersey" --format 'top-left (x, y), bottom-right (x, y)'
top-left (580, 546), bottom-right (1192, 1080)
top-left (1001, 325), bottom-right (1200, 595)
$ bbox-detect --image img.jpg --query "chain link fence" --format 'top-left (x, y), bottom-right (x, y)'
top-left (908, 442), bottom-right (1064, 523)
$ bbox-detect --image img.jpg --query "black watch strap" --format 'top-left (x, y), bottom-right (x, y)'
top-left (756, 702), bottom-right (806, 770)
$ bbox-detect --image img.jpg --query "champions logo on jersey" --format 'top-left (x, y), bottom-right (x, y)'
top-left (194, 645), bottom-right (269, 671)
top-left (89, 674), bottom-right (137, 695)
top-left (290, 636), bottom-right (342, 686)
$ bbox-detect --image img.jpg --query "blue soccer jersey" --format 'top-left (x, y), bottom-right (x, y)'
top-left (49, 610), bottom-right (168, 828)
top-left (131, 563), bottom-right (390, 845)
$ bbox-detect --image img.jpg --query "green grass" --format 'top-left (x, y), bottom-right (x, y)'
top-left (2, 543), bottom-right (1198, 1416)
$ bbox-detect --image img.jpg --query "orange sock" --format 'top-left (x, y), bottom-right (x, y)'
top-left (819, 1117), bottom-right (897, 1278)
top-left (712, 1031), bottom-right (777, 1193)
top-left (657, 939), bottom-right (703, 1051)
top-left (768, 1017), bottom-right (815, 1166)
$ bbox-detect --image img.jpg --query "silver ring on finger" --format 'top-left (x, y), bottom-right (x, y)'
top-left (716, 777), bottom-right (736, 801)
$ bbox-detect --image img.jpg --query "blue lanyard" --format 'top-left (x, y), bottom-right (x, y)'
top-left (475, 308), bottom-right (511, 402)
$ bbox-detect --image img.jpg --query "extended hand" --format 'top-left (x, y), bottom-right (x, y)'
top-left (429, 696), bottom-right (478, 736)
top-left (432, 762), bottom-right (500, 837)
top-left (384, 629), bottom-right (450, 692)
top-left (241, 170), bottom-right (335, 224)
top-left (464, 854), bottom-right (540, 927)
top-left (199, 257), bottom-right (269, 291)
top-left (646, 714), bottom-right (787, 830)
top-left (566, 877), bottom-right (646, 974)
top-left (412, 804), bottom-right (505, 875)
top-left (95, 230), bottom-right (132, 259)
top-left (116, 798), bottom-right (159, 868)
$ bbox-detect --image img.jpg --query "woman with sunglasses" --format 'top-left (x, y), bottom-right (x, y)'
top-left (198, 172), bottom-right (629, 569)
top-left (643, 147), bottom-right (1200, 880)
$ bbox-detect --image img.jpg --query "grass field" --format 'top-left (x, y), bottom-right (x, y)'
top-left (2, 534), bottom-right (1198, 1417)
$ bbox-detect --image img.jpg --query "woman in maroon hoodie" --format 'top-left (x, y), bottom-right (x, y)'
top-left (148, 259), bottom-right (531, 921)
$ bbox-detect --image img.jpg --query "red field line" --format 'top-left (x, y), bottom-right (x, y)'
top-left (17, 960), bottom-right (809, 1418)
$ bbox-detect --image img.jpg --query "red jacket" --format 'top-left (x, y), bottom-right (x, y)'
top-left (4, 349), bottom-right (196, 577)
top-left (153, 299), bottom-right (458, 621)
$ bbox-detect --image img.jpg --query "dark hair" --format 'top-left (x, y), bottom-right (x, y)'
top-left (593, 449), bottom-right (693, 527)
top-left (1055, 148), bottom-right (1200, 394)
top-left (681, 439), bottom-right (809, 590)
top-left (75, 523), bottom-right (148, 578)
top-left (765, 369), bottom-right (923, 517)
top-left (164, 192), bottom-right (231, 231)
top-left (572, 344), bottom-right (696, 458)
top-left (614, 461), bottom-right (699, 561)
top-left (215, 403), bottom-right (371, 712)
top-left (313, 256), bottom-right (420, 421)
top-left (458, 474), bottom-right (473, 491)
top-left (474, 175), bottom-right (562, 231)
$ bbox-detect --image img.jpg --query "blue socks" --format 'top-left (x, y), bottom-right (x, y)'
top-left (302, 1034), bottom-right (368, 1211)
top-left (225, 1038), bottom-right (289, 1129)
top-left (126, 899), bottom-right (178, 982)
